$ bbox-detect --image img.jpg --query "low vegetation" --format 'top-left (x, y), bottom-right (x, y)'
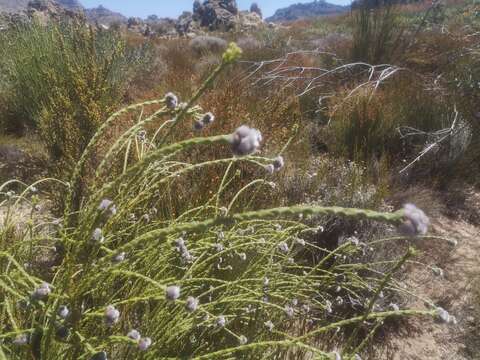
top-left (0, 1), bottom-right (478, 359)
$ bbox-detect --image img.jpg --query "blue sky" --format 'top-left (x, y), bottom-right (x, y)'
top-left (80, 1), bottom-right (352, 19)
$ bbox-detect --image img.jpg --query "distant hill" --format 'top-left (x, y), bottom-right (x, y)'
top-left (56, 0), bottom-right (83, 10)
top-left (85, 5), bottom-right (127, 25)
top-left (266, 0), bottom-right (349, 22)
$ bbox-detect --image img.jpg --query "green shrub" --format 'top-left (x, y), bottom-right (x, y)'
top-left (0, 20), bottom-right (147, 175)
top-left (0, 45), bottom-right (442, 360)
top-left (350, 1), bottom-right (406, 64)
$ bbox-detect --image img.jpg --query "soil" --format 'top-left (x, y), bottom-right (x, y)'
top-left (385, 190), bottom-right (480, 360)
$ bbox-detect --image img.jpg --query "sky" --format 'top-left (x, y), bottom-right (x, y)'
top-left (80, 0), bottom-right (352, 19)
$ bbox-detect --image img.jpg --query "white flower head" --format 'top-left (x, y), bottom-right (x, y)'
top-left (264, 164), bottom-right (275, 175)
top-left (272, 156), bottom-right (285, 171)
top-left (105, 305), bottom-right (120, 326)
top-left (216, 315), bottom-right (226, 327)
top-left (113, 252), bottom-right (126, 263)
top-left (389, 303), bottom-right (400, 311)
top-left (264, 320), bottom-right (274, 331)
top-left (284, 305), bottom-right (294, 318)
top-left (165, 285), bottom-right (181, 301)
top-left (278, 242), bottom-right (289, 254)
top-left (98, 199), bottom-right (117, 217)
top-left (398, 203), bottom-right (430, 236)
top-left (92, 228), bottom-right (104, 243)
top-left (13, 334), bottom-right (29, 346)
top-left (295, 238), bottom-right (306, 247)
top-left (32, 282), bottom-right (51, 300)
top-left (213, 243), bottom-right (224, 252)
top-left (127, 329), bottom-right (141, 341)
top-left (186, 296), bottom-right (199, 312)
top-left (58, 305), bottom-right (69, 319)
top-left (436, 307), bottom-right (456, 324)
top-left (239, 335), bottom-right (248, 345)
top-left (165, 92), bottom-right (178, 110)
top-left (138, 337), bottom-right (152, 351)
top-left (229, 125), bottom-right (262, 156)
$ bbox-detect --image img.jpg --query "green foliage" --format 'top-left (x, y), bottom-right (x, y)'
top-left (0, 20), bottom-right (147, 175)
top-left (350, 1), bottom-right (405, 64)
top-left (0, 54), bottom-right (438, 360)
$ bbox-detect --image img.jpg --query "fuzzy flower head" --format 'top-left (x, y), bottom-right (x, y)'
top-left (436, 307), bottom-right (457, 324)
top-left (127, 329), bottom-right (141, 341)
top-left (92, 228), bottom-right (104, 243)
top-left (138, 337), bottom-right (152, 351)
top-left (264, 320), bottom-right (274, 331)
top-left (216, 315), bottom-right (226, 327)
top-left (398, 203), bottom-right (430, 236)
top-left (12, 334), bottom-right (29, 346)
top-left (272, 156), bottom-right (285, 171)
top-left (284, 305), bottom-right (294, 318)
top-left (185, 296), bottom-right (199, 312)
top-left (32, 282), bottom-right (51, 300)
top-left (165, 92), bottom-right (178, 110)
top-left (58, 305), bottom-right (69, 319)
top-left (264, 164), bottom-right (275, 174)
top-left (165, 285), bottom-right (181, 301)
top-left (278, 242), bottom-right (289, 254)
top-left (239, 335), bottom-right (248, 345)
top-left (105, 305), bottom-right (120, 326)
top-left (98, 199), bottom-right (117, 217)
top-left (113, 252), bottom-right (126, 263)
top-left (229, 125), bottom-right (262, 156)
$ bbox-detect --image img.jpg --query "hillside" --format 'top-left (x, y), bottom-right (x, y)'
top-left (266, 0), bottom-right (349, 22)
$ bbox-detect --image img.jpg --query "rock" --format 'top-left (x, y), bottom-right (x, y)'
top-left (187, 0), bottom-right (263, 34)
top-left (237, 11), bottom-right (263, 31)
top-left (250, 2), bottom-right (262, 18)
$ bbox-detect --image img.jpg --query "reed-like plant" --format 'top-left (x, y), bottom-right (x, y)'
top-left (0, 43), bottom-right (449, 360)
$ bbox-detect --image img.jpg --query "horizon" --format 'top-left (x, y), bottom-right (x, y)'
top-left (80, 0), bottom-right (352, 19)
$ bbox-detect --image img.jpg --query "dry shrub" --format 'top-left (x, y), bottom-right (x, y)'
top-left (325, 73), bottom-right (453, 163)
top-left (189, 35), bottom-right (228, 55)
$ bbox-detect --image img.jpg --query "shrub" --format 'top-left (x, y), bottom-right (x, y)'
top-left (0, 44), bottom-right (443, 360)
top-left (189, 35), bottom-right (228, 56)
top-left (0, 20), bottom-right (146, 176)
top-left (350, 0), bottom-right (406, 64)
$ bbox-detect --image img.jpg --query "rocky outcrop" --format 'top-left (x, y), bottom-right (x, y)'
top-left (176, 0), bottom-right (264, 35)
top-left (85, 5), bottom-right (126, 26)
top-left (0, 0), bottom-right (83, 27)
top-left (266, 0), bottom-right (348, 23)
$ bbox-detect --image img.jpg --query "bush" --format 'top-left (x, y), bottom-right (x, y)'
top-left (0, 20), bottom-right (147, 175)
top-left (189, 35), bottom-right (228, 56)
top-left (350, 1), bottom-right (406, 64)
top-left (0, 45), bottom-right (440, 360)
top-left (325, 75), bottom-right (454, 164)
